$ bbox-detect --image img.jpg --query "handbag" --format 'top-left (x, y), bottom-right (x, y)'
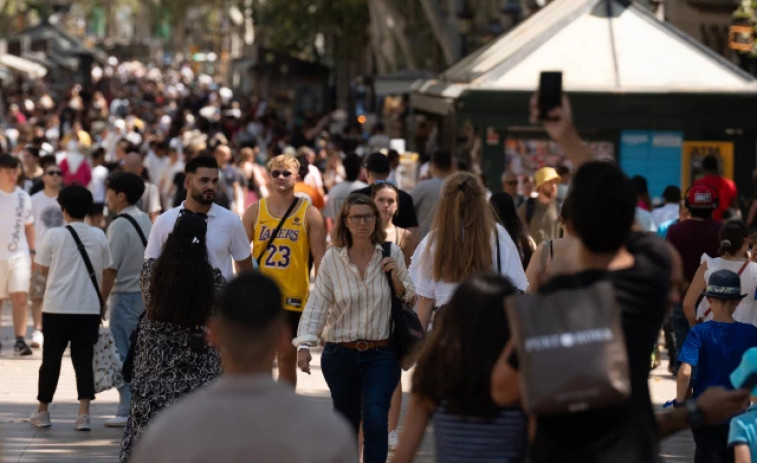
top-left (93, 326), bottom-right (124, 393)
top-left (381, 242), bottom-right (425, 370)
top-left (505, 278), bottom-right (630, 416)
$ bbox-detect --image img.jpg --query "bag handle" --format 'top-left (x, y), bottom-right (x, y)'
top-left (382, 242), bottom-right (399, 297)
top-left (113, 214), bottom-right (148, 247)
top-left (256, 198), bottom-right (299, 264)
top-left (66, 225), bottom-right (105, 317)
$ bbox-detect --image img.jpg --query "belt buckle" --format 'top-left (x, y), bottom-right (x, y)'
top-left (355, 340), bottom-right (369, 352)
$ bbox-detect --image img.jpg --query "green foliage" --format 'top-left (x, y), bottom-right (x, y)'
top-left (733, 0), bottom-right (757, 56)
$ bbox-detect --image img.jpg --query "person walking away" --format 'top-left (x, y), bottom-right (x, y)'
top-left (371, 181), bottom-right (417, 449)
top-left (294, 154), bottom-right (325, 210)
top-left (122, 152), bottom-right (161, 222)
top-left (517, 166), bottom-right (561, 246)
top-left (100, 172), bottom-right (151, 427)
top-left (677, 269), bottom-right (757, 463)
top-left (653, 186), bottom-right (682, 228)
top-left (411, 149), bottom-right (453, 240)
top-left (130, 271), bottom-right (357, 463)
top-left (695, 155), bottom-right (738, 221)
top-left (29, 186), bottom-right (112, 430)
top-left (0, 154), bottom-right (35, 354)
top-left (120, 212), bottom-right (225, 462)
top-left (490, 192), bottom-right (535, 270)
top-left (409, 172), bottom-right (528, 332)
top-left (144, 155), bottom-right (253, 281)
top-left (295, 194), bottom-right (414, 463)
top-left (391, 274), bottom-right (527, 463)
top-left (243, 153), bottom-right (326, 387)
top-left (28, 162), bottom-right (64, 349)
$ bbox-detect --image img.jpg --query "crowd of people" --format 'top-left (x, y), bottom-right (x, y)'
top-left (2, 60), bottom-right (757, 463)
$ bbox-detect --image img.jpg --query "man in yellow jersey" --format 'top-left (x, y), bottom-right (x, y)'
top-left (243, 154), bottom-right (326, 387)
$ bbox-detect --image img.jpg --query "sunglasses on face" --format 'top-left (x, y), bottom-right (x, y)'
top-left (45, 170), bottom-right (63, 176)
top-left (270, 170), bottom-right (293, 179)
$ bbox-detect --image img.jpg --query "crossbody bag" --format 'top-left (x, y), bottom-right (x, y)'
top-left (256, 198), bottom-right (299, 264)
top-left (114, 213), bottom-right (148, 247)
top-left (66, 225), bottom-right (104, 317)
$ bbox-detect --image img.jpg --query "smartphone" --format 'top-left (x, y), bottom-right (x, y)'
top-left (538, 71), bottom-right (563, 121)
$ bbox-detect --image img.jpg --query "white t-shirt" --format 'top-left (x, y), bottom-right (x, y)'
top-left (30, 191), bottom-right (63, 244)
top-left (697, 255), bottom-right (757, 327)
top-left (90, 165), bottom-right (109, 203)
top-left (409, 223), bottom-right (529, 306)
top-left (35, 222), bottom-right (112, 315)
top-left (144, 202), bottom-right (253, 280)
top-left (0, 187), bottom-right (33, 260)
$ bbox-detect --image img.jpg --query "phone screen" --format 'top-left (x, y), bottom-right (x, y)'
top-left (538, 71), bottom-right (563, 121)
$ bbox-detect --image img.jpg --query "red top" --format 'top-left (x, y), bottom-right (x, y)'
top-left (60, 157), bottom-right (92, 187)
top-left (694, 175), bottom-right (737, 221)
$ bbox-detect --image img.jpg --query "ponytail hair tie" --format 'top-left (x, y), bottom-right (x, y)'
top-left (722, 239), bottom-right (732, 248)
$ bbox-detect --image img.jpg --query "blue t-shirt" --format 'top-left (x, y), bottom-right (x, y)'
top-left (729, 403), bottom-right (757, 460)
top-left (678, 321), bottom-right (757, 399)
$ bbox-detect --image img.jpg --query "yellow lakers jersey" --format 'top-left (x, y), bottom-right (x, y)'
top-left (252, 198), bottom-right (311, 312)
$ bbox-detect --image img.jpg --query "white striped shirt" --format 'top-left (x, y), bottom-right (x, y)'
top-left (294, 242), bottom-right (415, 346)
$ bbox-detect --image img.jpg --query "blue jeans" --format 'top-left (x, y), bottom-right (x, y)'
top-left (109, 291), bottom-right (144, 417)
top-left (321, 343), bottom-right (400, 463)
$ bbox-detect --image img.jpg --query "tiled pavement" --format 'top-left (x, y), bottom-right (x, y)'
top-left (1, 302), bottom-right (692, 462)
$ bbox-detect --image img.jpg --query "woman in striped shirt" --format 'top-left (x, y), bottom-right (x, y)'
top-left (295, 193), bottom-right (415, 463)
top-left (390, 274), bottom-right (527, 463)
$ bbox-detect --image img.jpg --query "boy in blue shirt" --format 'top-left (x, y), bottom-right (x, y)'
top-left (677, 269), bottom-right (757, 463)
top-left (729, 348), bottom-right (757, 463)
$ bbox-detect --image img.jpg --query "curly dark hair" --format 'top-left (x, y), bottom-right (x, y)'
top-left (412, 274), bottom-right (516, 418)
top-left (148, 211), bottom-right (215, 327)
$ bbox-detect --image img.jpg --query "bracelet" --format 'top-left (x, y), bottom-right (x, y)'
top-left (298, 345), bottom-right (311, 351)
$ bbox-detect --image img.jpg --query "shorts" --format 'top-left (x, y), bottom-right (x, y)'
top-left (284, 310), bottom-right (302, 340)
top-left (0, 256), bottom-right (31, 298)
top-left (30, 267), bottom-right (47, 301)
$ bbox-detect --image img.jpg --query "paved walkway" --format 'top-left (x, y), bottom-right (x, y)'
top-left (1, 302), bottom-right (693, 462)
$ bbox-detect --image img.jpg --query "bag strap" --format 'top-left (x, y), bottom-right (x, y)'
top-left (381, 242), bottom-right (399, 297)
top-left (113, 213), bottom-right (148, 247)
top-left (66, 225), bottom-right (104, 315)
top-left (496, 230), bottom-right (501, 274)
top-left (256, 197), bottom-right (299, 263)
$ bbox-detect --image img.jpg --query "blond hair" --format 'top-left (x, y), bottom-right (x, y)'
top-left (426, 172), bottom-right (495, 282)
top-left (332, 194), bottom-right (386, 248)
top-left (266, 154), bottom-right (299, 172)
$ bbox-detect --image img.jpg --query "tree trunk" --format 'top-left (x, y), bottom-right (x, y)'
top-left (379, 0), bottom-right (417, 70)
top-left (418, 0), bottom-right (461, 65)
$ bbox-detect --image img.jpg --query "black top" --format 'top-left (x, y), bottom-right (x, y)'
top-left (530, 232), bottom-right (671, 463)
top-left (354, 185), bottom-right (419, 229)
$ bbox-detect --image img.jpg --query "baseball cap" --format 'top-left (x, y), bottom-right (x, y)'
top-left (534, 167), bottom-right (561, 189)
top-left (686, 184), bottom-right (718, 209)
top-left (364, 152), bottom-right (390, 174)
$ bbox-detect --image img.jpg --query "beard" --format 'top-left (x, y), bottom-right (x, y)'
top-left (192, 189), bottom-right (215, 205)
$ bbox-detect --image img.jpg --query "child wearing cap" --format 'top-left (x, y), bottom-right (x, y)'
top-left (729, 348), bottom-right (757, 463)
top-left (676, 269), bottom-right (757, 462)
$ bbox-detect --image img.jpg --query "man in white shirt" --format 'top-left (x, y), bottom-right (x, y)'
top-left (0, 154), bottom-right (35, 355)
top-left (29, 162), bottom-right (64, 348)
top-left (411, 149), bottom-right (453, 239)
top-left (131, 272), bottom-right (356, 463)
top-left (652, 186), bottom-right (682, 228)
top-left (144, 156), bottom-right (254, 279)
top-left (100, 172), bottom-right (152, 428)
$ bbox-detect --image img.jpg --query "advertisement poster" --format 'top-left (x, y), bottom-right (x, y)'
top-left (681, 141), bottom-right (734, 191)
top-left (504, 138), bottom-right (614, 175)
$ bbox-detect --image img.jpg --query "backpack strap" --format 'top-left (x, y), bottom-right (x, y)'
top-left (113, 214), bottom-right (148, 247)
top-left (66, 225), bottom-right (104, 316)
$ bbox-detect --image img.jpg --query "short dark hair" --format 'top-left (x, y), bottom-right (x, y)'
top-left (431, 149), bottom-right (452, 171)
top-left (58, 185), bottom-right (93, 219)
top-left (296, 154), bottom-right (309, 179)
top-left (343, 153), bottom-right (362, 182)
top-left (91, 147), bottom-right (106, 161)
top-left (185, 156), bottom-right (218, 174)
top-left (570, 162), bottom-right (635, 254)
top-left (39, 155), bottom-right (57, 170)
top-left (662, 185), bottom-right (681, 204)
top-left (702, 155), bottom-right (719, 173)
top-left (217, 271), bottom-right (283, 331)
top-left (0, 153), bottom-right (20, 169)
top-left (106, 172), bottom-right (146, 205)
top-left (23, 145), bottom-right (39, 159)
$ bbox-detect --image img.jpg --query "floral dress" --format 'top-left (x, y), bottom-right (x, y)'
top-left (119, 260), bottom-right (225, 462)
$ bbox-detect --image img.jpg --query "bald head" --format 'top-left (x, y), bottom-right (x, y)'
top-left (123, 152), bottom-right (143, 175)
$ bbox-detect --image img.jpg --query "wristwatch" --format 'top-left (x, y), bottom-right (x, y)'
top-left (686, 400), bottom-right (705, 429)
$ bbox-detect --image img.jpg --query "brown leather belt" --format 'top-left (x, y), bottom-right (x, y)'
top-left (338, 340), bottom-right (391, 352)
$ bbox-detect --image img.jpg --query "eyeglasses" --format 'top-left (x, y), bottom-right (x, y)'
top-left (346, 214), bottom-right (376, 224)
top-left (270, 170), bottom-right (293, 179)
top-left (45, 170), bottom-right (63, 176)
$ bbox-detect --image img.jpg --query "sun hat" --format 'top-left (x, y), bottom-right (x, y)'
top-left (534, 167), bottom-right (561, 189)
top-left (702, 269), bottom-right (747, 300)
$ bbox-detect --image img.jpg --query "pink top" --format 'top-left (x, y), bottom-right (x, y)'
top-left (61, 157), bottom-right (92, 187)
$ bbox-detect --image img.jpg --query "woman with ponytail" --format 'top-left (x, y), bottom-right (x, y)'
top-left (408, 172), bottom-right (529, 331)
top-left (683, 219), bottom-right (757, 326)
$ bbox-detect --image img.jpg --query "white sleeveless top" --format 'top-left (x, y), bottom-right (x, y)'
top-left (697, 255), bottom-right (757, 327)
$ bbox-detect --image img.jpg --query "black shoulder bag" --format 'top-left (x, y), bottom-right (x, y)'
top-left (66, 225), bottom-right (105, 317)
top-left (382, 242), bottom-right (425, 371)
top-left (114, 214), bottom-right (148, 247)
top-left (256, 198), bottom-right (299, 264)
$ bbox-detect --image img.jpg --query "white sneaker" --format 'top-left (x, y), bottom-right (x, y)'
top-left (74, 414), bottom-right (91, 431)
top-left (30, 330), bottom-right (43, 348)
top-left (104, 416), bottom-right (128, 428)
top-left (388, 430), bottom-right (398, 450)
top-left (29, 410), bottom-right (51, 428)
